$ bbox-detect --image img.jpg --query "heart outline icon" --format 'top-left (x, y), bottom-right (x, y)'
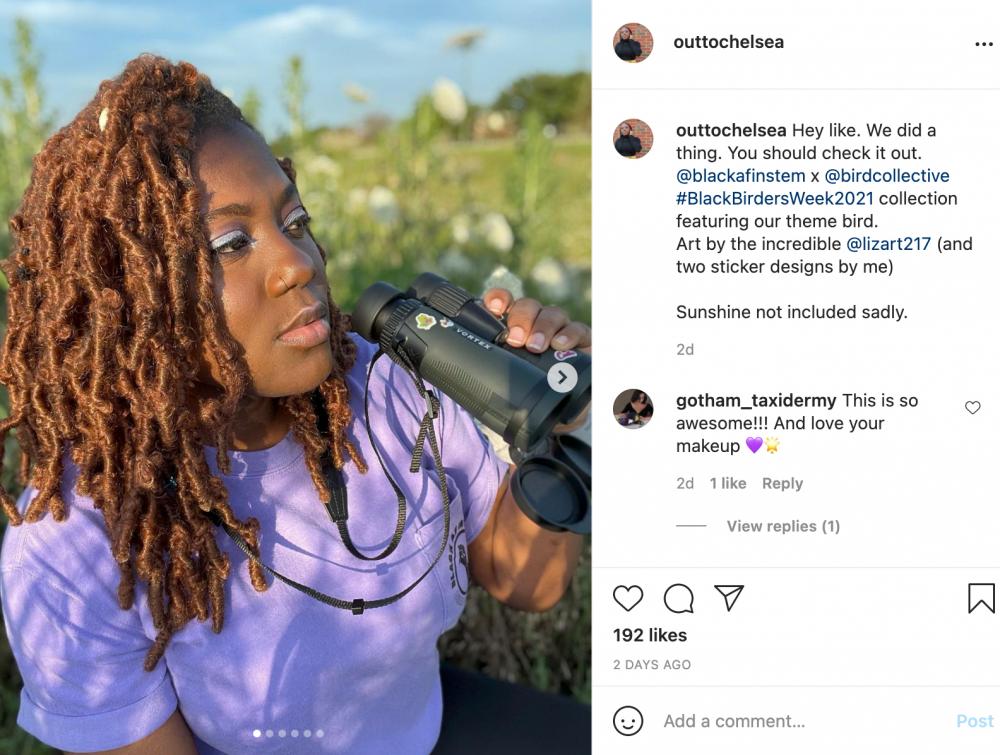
top-left (613, 585), bottom-right (644, 612)
top-left (965, 401), bottom-right (981, 415)
top-left (746, 437), bottom-right (764, 453)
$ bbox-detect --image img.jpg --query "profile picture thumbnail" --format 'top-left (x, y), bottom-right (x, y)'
top-left (614, 389), bottom-right (654, 429)
top-left (613, 119), bottom-right (653, 159)
top-left (613, 23), bottom-right (653, 63)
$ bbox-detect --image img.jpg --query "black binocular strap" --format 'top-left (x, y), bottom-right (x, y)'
top-left (192, 349), bottom-right (454, 615)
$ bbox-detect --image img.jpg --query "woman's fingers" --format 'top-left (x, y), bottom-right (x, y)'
top-left (524, 306), bottom-right (571, 352)
top-left (485, 291), bottom-right (592, 354)
top-left (551, 321), bottom-right (592, 351)
top-left (504, 297), bottom-right (543, 347)
top-left (483, 287), bottom-right (515, 317)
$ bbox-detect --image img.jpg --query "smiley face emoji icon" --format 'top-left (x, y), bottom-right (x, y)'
top-left (613, 705), bottom-right (643, 736)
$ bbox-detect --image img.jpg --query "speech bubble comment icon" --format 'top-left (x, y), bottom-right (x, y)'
top-left (664, 583), bottom-right (694, 613)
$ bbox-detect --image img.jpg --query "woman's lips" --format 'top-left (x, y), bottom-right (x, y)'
top-left (277, 316), bottom-right (331, 347)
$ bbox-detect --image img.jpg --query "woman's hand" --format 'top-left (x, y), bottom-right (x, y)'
top-left (483, 288), bottom-right (591, 355)
top-left (483, 288), bottom-right (592, 432)
top-left (465, 288), bottom-right (589, 612)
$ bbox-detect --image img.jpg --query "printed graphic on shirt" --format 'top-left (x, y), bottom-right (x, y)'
top-left (448, 521), bottom-right (469, 600)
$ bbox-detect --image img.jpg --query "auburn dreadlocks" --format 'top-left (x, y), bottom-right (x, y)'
top-left (0, 53), bottom-right (366, 672)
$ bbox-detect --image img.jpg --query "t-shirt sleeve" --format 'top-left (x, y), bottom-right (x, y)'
top-left (435, 392), bottom-right (510, 544)
top-left (0, 564), bottom-right (178, 751)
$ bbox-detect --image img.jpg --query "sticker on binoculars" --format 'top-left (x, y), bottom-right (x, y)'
top-left (415, 313), bottom-right (436, 330)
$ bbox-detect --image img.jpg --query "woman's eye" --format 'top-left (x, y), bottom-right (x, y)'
top-left (285, 212), bottom-right (312, 236)
top-left (210, 211), bottom-right (311, 258)
top-left (212, 232), bottom-right (252, 256)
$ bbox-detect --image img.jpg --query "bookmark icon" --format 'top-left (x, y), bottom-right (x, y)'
top-left (968, 583), bottom-right (996, 614)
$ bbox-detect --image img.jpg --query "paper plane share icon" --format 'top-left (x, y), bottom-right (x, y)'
top-left (714, 585), bottom-right (744, 612)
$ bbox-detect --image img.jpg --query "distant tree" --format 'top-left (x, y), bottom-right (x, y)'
top-left (492, 71), bottom-right (591, 130)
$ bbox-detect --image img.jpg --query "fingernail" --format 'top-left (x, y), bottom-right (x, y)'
top-left (507, 325), bottom-right (525, 345)
top-left (552, 335), bottom-right (570, 348)
top-left (488, 298), bottom-right (504, 314)
top-left (527, 333), bottom-right (545, 352)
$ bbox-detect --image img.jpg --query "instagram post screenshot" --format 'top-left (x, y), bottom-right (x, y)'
top-left (594, 1), bottom-right (998, 753)
top-left (0, 2), bottom-right (592, 754)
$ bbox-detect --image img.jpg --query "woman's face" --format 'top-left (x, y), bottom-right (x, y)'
top-left (631, 393), bottom-right (648, 411)
top-left (619, 123), bottom-right (631, 136)
top-left (620, 28), bottom-right (631, 40)
top-left (191, 123), bottom-right (334, 400)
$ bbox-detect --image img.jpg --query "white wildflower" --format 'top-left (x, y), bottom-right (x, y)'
top-left (477, 212), bottom-right (514, 253)
top-left (431, 79), bottom-right (467, 124)
top-left (367, 185), bottom-right (400, 225)
top-left (542, 123), bottom-right (558, 139)
top-left (446, 29), bottom-right (486, 50)
top-left (451, 214), bottom-right (472, 245)
top-left (486, 111), bottom-right (506, 133)
top-left (530, 258), bottom-right (572, 301)
top-left (482, 265), bottom-right (524, 300)
top-left (343, 83), bottom-right (370, 104)
top-left (438, 248), bottom-right (476, 277)
top-left (345, 187), bottom-right (368, 212)
top-left (307, 154), bottom-right (341, 178)
top-left (334, 248), bottom-right (359, 269)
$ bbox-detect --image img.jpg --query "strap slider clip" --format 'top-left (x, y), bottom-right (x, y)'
top-left (424, 391), bottom-right (438, 420)
top-left (351, 598), bottom-right (365, 615)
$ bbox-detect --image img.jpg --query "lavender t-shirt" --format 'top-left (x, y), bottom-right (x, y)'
top-left (0, 333), bottom-right (508, 754)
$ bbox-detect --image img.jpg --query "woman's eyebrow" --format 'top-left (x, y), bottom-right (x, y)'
top-left (203, 184), bottom-right (300, 222)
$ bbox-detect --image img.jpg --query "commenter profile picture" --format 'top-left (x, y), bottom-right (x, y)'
top-left (614, 389), bottom-right (654, 429)
top-left (614, 119), bottom-right (653, 159)
top-left (613, 23), bottom-right (653, 63)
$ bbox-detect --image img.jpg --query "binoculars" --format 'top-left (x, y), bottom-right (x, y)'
top-left (353, 273), bottom-right (591, 534)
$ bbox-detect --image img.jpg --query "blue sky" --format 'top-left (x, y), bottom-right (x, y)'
top-left (0, 0), bottom-right (591, 138)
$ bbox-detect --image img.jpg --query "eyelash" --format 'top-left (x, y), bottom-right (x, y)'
top-left (212, 212), bottom-right (312, 257)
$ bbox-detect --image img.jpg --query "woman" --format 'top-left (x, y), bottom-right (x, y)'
top-left (0, 55), bottom-right (590, 754)
top-left (614, 122), bottom-right (643, 158)
top-left (614, 27), bottom-right (643, 62)
top-left (616, 390), bottom-right (653, 427)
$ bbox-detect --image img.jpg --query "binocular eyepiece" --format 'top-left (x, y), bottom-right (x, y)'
top-left (352, 273), bottom-right (591, 534)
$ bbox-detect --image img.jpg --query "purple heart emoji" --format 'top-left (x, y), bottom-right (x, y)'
top-left (746, 437), bottom-right (763, 454)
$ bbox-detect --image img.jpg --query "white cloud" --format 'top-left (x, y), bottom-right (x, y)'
top-left (228, 5), bottom-right (368, 39)
top-left (0, 1), bottom-right (166, 28)
top-left (168, 5), bottom-right (380, 68)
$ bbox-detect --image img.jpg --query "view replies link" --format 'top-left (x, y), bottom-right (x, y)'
top-left (673, 391), bottom-right (919, 455)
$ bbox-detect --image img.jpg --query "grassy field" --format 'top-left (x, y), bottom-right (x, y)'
top-left (330, 135), bottom-right (591, 271)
